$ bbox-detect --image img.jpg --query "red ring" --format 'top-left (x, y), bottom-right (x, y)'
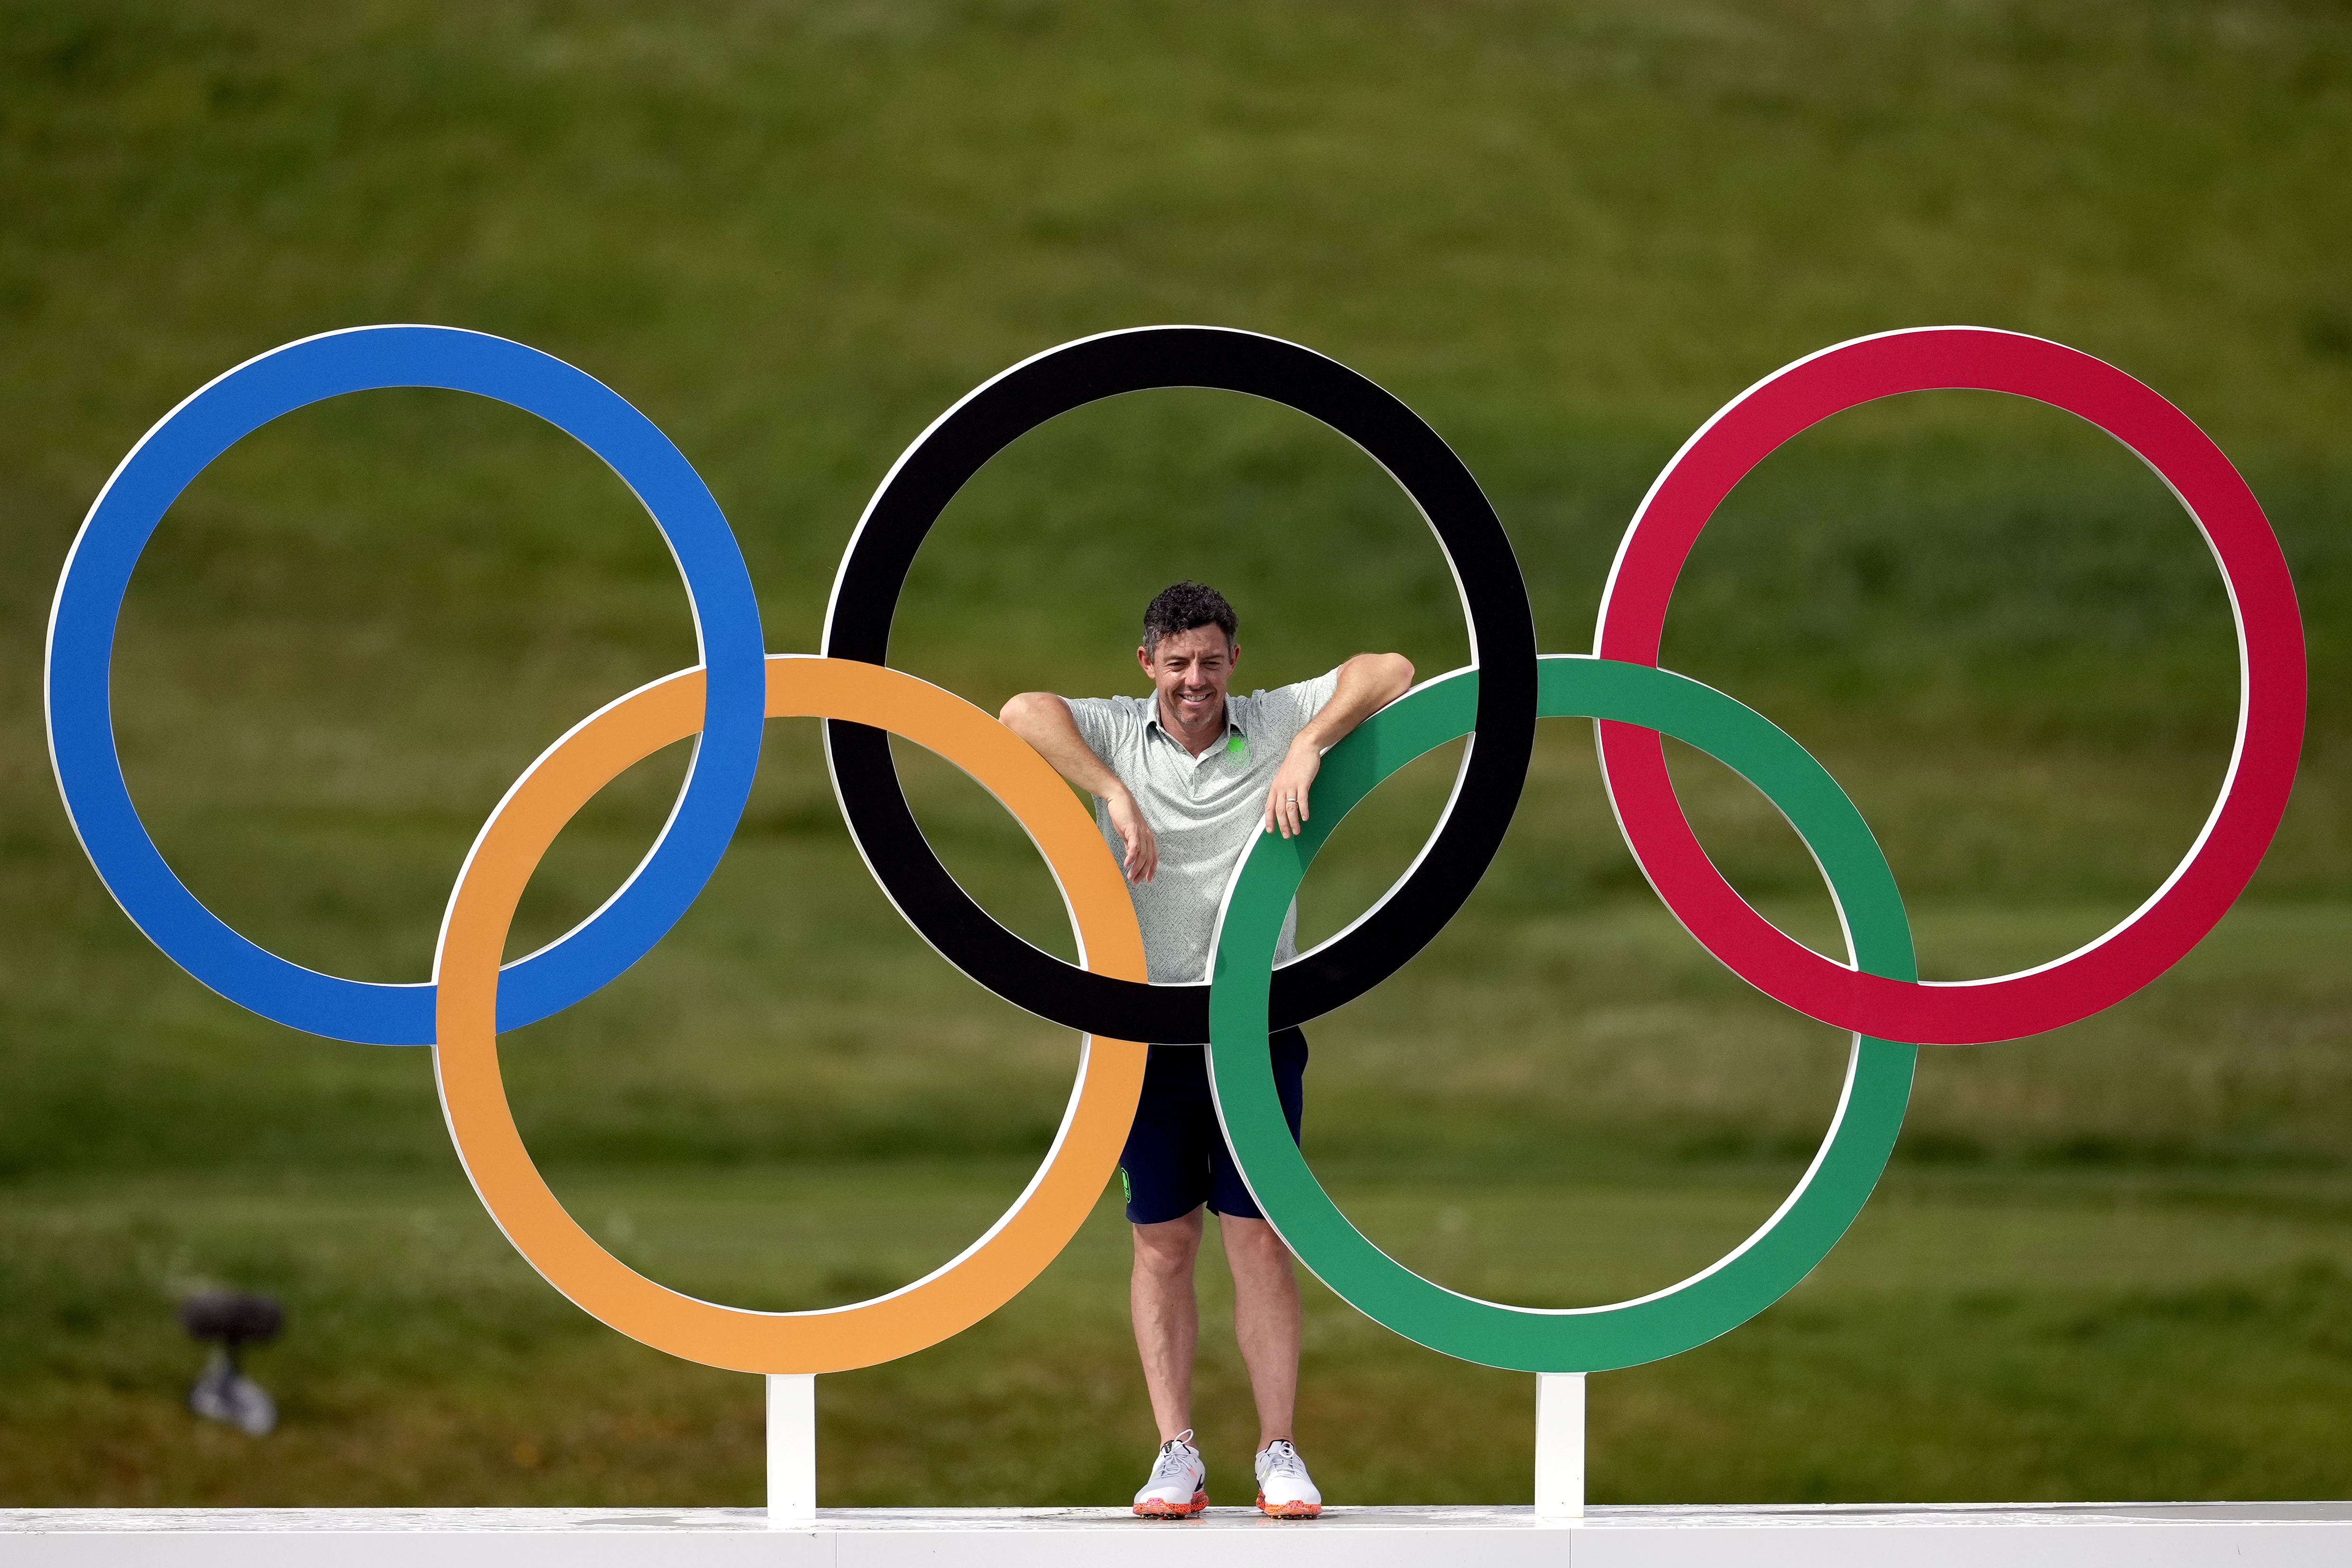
top-left (1595, 327), bottom-right (2306, 1045)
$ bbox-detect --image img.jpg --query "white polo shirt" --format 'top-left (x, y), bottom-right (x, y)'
top-left (1064, 669), bottom-right (1342, 988)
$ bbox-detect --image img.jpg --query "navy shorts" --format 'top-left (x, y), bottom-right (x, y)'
top-left (1118, 1029), bottom-right (1307, 1225)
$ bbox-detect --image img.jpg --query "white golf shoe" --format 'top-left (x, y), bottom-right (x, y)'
top-left (1254, 1438), bottom-right (1322, 1518)
top-left (1132, 1429), bottom-right (1209, 1518)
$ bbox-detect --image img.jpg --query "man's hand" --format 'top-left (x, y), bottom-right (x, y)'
top-left (1264, 741), bottom-right (1321, 840)
top-left (1106, 784), bottom-right (1159, 883)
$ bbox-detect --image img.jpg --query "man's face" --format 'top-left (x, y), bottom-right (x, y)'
top-left (1138, 623), bottom-right (1237, 730)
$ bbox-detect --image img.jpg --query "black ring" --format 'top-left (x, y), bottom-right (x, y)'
top-left (822, 326), bottom-right (1537, 1043)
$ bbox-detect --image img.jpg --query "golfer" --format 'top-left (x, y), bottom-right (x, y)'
top-left (1000, 581), bottom-right (1413, 1519)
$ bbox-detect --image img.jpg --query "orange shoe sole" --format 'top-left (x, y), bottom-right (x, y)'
top-left (1256, 1493), bottom-right (1322, 1519)
top-left (1134, 1489), bottom-right (1209, 1518)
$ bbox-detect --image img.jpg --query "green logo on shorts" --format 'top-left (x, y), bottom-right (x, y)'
top-left (1118, 1166), bottom-right (1132, 1203)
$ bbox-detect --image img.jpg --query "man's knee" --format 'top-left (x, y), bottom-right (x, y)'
top-left (1217, 1215), bottom-right (1291, 1271)
top-left (1133, 1210), bottom-right (1204, 1278)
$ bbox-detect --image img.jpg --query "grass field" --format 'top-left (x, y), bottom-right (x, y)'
top-left (10, 1163), bottom-right (2352, 1506)
top-left (2, 0), bottom-right (2348, 1507)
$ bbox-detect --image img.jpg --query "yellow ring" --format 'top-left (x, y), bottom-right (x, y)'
top-left (431, 655), bottom-right (1147, 1373)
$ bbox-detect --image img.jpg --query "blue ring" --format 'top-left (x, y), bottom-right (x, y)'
top-left (45, 326), bottom-right (766, 1045)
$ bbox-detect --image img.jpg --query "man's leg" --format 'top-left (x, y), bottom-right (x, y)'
top-left (1219, 1213), bottom-right (1302, 1448)
top-left (1131, 1208), bottom-right (1205, 1441)
top-left (1205, 1026), bottom-right (1311, 1451)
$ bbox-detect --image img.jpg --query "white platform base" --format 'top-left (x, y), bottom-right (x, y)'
top-left (8, 1503), bottom-right (2350, 1565)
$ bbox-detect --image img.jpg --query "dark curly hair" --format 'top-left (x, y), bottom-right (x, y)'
top-left (1141, 582), bottom-right (1238, 657)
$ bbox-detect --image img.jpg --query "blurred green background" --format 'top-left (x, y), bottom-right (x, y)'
top-left (2, 0), bottom-right (2347, 1508)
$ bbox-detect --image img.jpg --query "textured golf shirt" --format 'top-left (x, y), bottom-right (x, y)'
top-left (1064, 669), bottom-right (1342, 992)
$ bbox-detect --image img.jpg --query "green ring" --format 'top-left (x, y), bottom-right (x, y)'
top-left (1207, 655), bottom-right (1918, 1371)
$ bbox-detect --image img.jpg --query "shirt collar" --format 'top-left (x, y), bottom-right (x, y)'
top-left (1144, 695), bottom-right (1246, 747)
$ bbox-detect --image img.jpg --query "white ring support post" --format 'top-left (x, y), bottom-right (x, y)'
top-left (1534, 1371), bottom-right (1585, 1522)
top-left (766, 1374), bottom-right (816, 1528)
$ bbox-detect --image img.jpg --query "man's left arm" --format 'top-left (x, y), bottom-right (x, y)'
top-left (1263, 652), bottom-right (1416, 839)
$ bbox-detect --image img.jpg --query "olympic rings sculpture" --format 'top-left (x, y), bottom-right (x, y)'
top-left (45, 323), bottom-right (2305, 1375)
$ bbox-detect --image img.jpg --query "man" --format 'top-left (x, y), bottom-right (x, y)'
top-left (999, 582), bottom-right (1414, 1520)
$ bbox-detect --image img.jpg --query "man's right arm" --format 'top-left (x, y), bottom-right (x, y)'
top-left (999, 693), bottom-right (1159, 883)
